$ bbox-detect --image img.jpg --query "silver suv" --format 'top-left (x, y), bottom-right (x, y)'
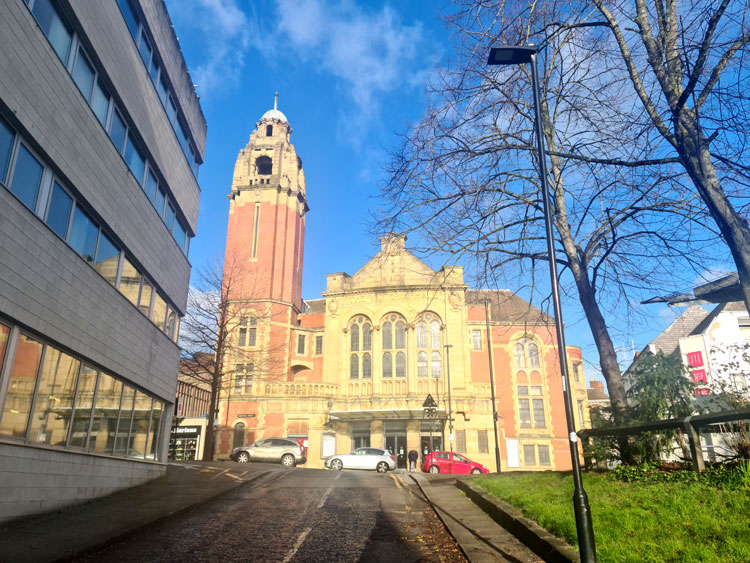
top-left (231, 438), bottom-right (306, 467)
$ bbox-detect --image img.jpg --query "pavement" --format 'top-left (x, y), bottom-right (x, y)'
top-left (0, 462), bottom-right (577, 563)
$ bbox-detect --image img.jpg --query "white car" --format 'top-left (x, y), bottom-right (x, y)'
top-left (325, 447), bottom-right (396, 473)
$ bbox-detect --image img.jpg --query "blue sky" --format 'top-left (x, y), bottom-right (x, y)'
top-left (166, 0), bottom-right (729, 384)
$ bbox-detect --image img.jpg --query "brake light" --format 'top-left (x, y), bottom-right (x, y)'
top-left (390, 455), bottom-right (395, 461)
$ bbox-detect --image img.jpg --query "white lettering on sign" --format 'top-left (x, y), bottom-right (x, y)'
top-left (173, 426), bottom-right (200, 434)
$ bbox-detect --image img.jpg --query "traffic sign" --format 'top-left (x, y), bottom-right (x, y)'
top-left (422, 394), bottom-right (437, 408)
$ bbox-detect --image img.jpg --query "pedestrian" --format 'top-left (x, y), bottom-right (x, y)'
top-left (408, 449), bottom-right (419, 473)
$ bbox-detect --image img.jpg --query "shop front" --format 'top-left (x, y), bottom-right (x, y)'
top-left (168, 417), bottom-right (208, 461)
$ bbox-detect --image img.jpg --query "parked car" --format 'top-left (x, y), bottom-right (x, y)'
top-left (231, 438), bottom-right (307, 467)
top-left (421, 451), bottom-right (488, 474)
top-left (325, 447), bottom-right (396, 473)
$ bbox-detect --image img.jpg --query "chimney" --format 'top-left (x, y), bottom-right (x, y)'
top-left (590, 380), bottom-right (605, 394)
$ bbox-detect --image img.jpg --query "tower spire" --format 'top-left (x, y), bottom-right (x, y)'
top-left (274, 91), bottom-right (278, 110)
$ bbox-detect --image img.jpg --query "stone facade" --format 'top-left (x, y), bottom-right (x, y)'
top-left (216, 106), bottom-right (589, 472)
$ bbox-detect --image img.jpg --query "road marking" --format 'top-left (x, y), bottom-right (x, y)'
top-left (389, 474), bottom-right (402, 490)
top-left (210, 468), bottom-right (231, 480)
top-left (282, 527), bottom-right (311, 563)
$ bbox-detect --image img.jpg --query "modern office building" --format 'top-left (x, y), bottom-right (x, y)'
top-left (214, 105), bottom-right (590, 471)
top-left (0, 0), bottom-right (204, 522)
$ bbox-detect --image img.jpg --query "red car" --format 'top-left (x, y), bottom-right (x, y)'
top-left (421, 451), bottom-right (489, 474)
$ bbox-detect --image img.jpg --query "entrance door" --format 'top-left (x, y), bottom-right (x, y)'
top-left (385, 434), bottom-right (407, 468)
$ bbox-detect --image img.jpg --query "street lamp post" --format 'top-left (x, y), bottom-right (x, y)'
top-left (445, 344), bottom-right (454, 451)
top-left (483, 300), bottom-right (502, 474)
top-left (488, 44), bottom-right (597, 562)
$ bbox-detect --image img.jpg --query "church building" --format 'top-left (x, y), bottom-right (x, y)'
top-left (215, 102), bottom-right (591, 471)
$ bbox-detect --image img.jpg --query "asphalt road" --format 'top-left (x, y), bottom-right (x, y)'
top-left (81, 466), bottom-right (467, 563)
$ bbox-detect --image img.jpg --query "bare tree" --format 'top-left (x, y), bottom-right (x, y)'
top-left (378, 0), bottom-right (718, 423)
top-left (179, 255), bottom-right (285, 460)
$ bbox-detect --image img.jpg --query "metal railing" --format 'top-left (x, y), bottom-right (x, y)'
top-left (578, 407), bottom-right (750, 474)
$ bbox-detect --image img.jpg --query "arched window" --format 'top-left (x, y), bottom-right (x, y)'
top-left (514, 343), bottom-right (526, 368)
top-left (266, 124), bottom-right (273, 136)
top-left (350, 355), bottom-right (359, 379)
top-left (382, 352), bottom-right (392, 378)
top-left (528, 343), bottom-right (539, 368)
top-left (430, 321), bottom-right (441, 349)
top-left (350, 324), bottom-right (359, 351)
top-left (416, 322), bottom-right (427, 348)
top-left (233, 422), bottom-right (245, 449)
top-left (362, 353), bottom-right (371, 379)
top-left (362, 324), bottom-right (371, 351)
top-left (417, 352), bottom-right (428, 378)
top-left (395, 321), bottom-right (406, 349)
top-left (396, 352), bottom-right (406, 378)
top-left (382, 322), bottom-right (392, 349)
top-left (256, 155), bottom-right (272, 175)
top-left (431, 352), bottom-right (442, 378)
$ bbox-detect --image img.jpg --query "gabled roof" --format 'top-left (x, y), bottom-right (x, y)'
top-left (646, 305), bottom-right (710, 356)
top-left (465, 289), bottom-right (553, 324)
top-left (301, 299), bottom-right (326, 315)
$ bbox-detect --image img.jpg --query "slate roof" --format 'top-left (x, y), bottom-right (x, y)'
top-left (465, 289), bottom-right (554, 324)
top-left (301, 299), bottom-right (326, 315)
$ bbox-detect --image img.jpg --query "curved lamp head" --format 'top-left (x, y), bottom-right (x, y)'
top-left (487, 45), bottom-right (538, 66)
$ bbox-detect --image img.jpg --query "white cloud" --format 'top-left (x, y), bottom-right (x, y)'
top-left (275, 0), bottom-right (426, 120)
top-left (166, 0), bottom-right (252, 98)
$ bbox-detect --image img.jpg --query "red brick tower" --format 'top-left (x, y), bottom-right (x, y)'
top-left (224, 96), bottom-right (307, 382)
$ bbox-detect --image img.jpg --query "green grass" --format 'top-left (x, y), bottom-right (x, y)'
top-left (471, 470), bottom-right (750, 562)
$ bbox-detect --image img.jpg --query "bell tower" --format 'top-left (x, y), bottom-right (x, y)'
top-left (224, 95), bottom-right (307, 312)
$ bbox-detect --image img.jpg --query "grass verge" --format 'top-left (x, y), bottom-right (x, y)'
top-left (472, 470), bottom-right (750, 562)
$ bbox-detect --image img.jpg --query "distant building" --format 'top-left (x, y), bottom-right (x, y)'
top-left (585, 380), bottom-right (610, 424)
top-left (213, 103), bottom-right (590, 471)
top-left (0, 0), bottom-right (203, 522)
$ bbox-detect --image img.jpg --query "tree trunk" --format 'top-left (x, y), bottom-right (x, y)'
top-left (674, 116), bottom-right (750, 315)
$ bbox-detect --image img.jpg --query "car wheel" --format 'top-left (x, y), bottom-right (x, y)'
top-left (471, 468), bottom-right (482, 474)
top-left (281, 454), bottom-right (296, 467)
top-left (330, 459), bottom-right (343, 471)
top-left (376, 461), bottom-right (389, 473)
top-left (429, 465), bottom-right (440, 474)
top-left (236, 451), bottom-right (250, 463)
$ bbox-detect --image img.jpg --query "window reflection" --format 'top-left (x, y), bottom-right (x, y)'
top-left (32, 0), bottom-right (73, 63)
top-left (94, 232), bottom-right (120, 286)
top-left (69, 206), bottom-right (98, 264)
top-left (0, 334), bottom-right (43, 438)
top-left (45, 182), bottom-right (73, 239)
top-left (89, 372), bottom-right (123, 454)
top-left (119, 257), bottom-right (142, 306)
top-left (127, 391), bottom-right (152, 459)
top-left (29, 346), bottom-right (80, 445)
top-left (151, 292), bottom-right (167, 330)
top-left (69, 365), bottom-right (97, 448)
top-left (0, 116), bottom-right (15, 182)
top-left (138, 279), bottom-right (153, 317)
top-left (114, 386), bottom-right (135, 456)
top-left (10, 144), bottom-right (43, 210)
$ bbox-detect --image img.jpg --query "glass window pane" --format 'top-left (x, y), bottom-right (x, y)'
top-left (69, 206), bottom-right (98, 264)
top-left (382, 352), bottom-right (392, 378)
top-left (174, 221), bottom-right (186, 251)
top-left (382, 322), bottom-right (392, 350)
top-left (94, 231), bottom-right (119, 286)
top-left (124, 135), bottom-right (145, 184)
top-left (138, 279), bottom-right (153, 316)
top-left (395, 352), bottom-right (406, 378)
top-left (188, 144), bottom-right (195, 169)
top-left (173, 316), bottom-right (180, 344)
top-left (430, 321), bottom-right (441, 349)
top-left (538, 445), bottom-right (550, 465)
top-left (138, 34), bottom-right (152, 68)
top-left (91, 81), bottom-right (110, 126)
top-left (395, 322), bottom-right (406, 349)
top-left (89, 372), bottom-right (122, 453)
top-left (416, 322), bottom-right (426, 348)
top-left (431, 352), bottom-right (442, 378)
top-left (29, 346), bottom-right (80, 445)
top-left (166, 97), bottom-right (177, 127)
top-left (157, 75), bottom-right (168, 105)
top-left (417, 352), bottom-right (427, 378)
top-left (45, 181), bottom-right (73, 239)
top-left (154, 188), bottom-right (166, 217)
top-left (350, 324), bottom-right (359, 352)
top-left (164, 202), bottom-right (175, 230)
top-left (176, 121), bottom-right (187, 153)
top-left (519, 398), bottom-right (531, 428)
top-left (349, 355), bottom-right (358, 379)
top-left (109, 110), bottom-right (127, 153)
top-left (362, 354), bottom-right (371, 379)
top-left (523, 444), bottom-right (536, 465)
top-left (119, 256), bottom-right (142, 306)
top-left (151, 292), bottom-right (167, 329)
top-left (146, 400), bottom-right (163, 460)
top-left (117, 0), bottom-right (140, 40)
top-left (69, 365), bottom-right (97, 448)
top-left (0, 334), bottom-right (44, 438)
top-left (0, 323), bottom-right (10, 373)
top-left (0, 116), bottom-right (16, 182)
top-left (127, 391), bottom-right (152, 459)
top-left (10, 144), bottom-right (44, 210)
top-left (533, 399), bottom-right (546, 427)
top-left (72, 48), bottom-right (95, 101)
top-left (145, 170), bottom-right (157, 201)
top-left (114, 385), bottom-right (135, 456)
top-left (362, 324), bottom-right (371, 351)
top-left (165, 307), bottom-right (176, 338)
top-left (150, 61), bottom-right (159, 84)
top-left (32, 0), bottom-right (73, 63)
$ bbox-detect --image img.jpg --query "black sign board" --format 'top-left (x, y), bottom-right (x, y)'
top-left (171, 426), bottom-right (201, 436)
top-left (422, 394), bottom-right (437, 408)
